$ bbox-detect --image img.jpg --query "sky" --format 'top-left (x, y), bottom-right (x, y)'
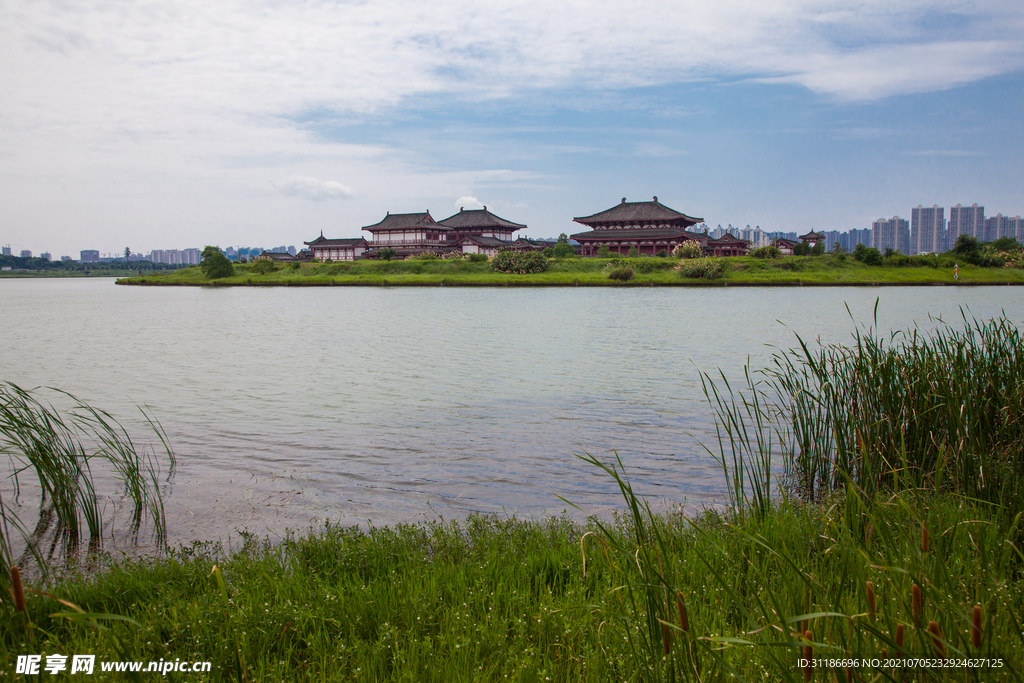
top-left (2, 1), bottom-right (1023, 258)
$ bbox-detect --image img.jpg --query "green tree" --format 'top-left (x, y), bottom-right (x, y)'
top-left (811, 241), bottom-right (826, 256)
top-left (597, 244), bottom-right (611, 258)
top-left (557, 233), bottom-right (569, 243)
top-left (627, 245), bottom-right (639, 258)
top-left (793, 241), bottom-right (811, 256)
top-left (378, 247), bottom-right (397, 261)
top-left (200, 245), bottom-right (234, 279)
top-left (953, 234), bottom-right (980, 263)
top-left (552, 242), bottom-right (574, 258)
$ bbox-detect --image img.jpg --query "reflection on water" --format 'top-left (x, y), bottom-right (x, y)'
top-left (2, 278), bottom-right (1022, 550)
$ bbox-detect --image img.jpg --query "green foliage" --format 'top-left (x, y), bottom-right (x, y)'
top-left (199, 246), bottom-right (234, 279)
top-left (410, 252), bottom-right (439, 260)
top-left (655, 249), bottom-right (667, 258)
top-left (852, 243), bottom-right (882, 265)
top-left (810, 241), bottom-right (826, 256)
top-left (289, 261), bottom-right (300, 270)
top-left (556, 233), bottom-right (569, 243)
top-left (953, 233), bottom-right (981, 262)
top-left (671, 240), bottom-right (702, 259)
top-left (551, 242), bottom-right (575, 258)
top-left (596, 244), bottom-right (611, 258)
top-left (466, 253), bottom-right (488, 262)
top-left (792, 241), bottom-right (811, 256)
top-left (626, 245), bottom-right (639, 258)
top-left (607, 265), bottom-right (634, 281)
top-left (750, 245), bottom-right (782, 259)
top-left (676, 257), bottom-right (724, 279)
top-left (249, 256), bottom-right (276, 274)
top-left (377, 247), bottom-right (397, 261)
top-left (490, 249), bottom-right (548, 274)
top-left (542, 247), bottom-right (554, 257)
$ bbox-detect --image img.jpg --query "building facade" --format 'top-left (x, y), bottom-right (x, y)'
top-left (911, 205), bottom-right (945, 254)
top-left (872, 216), bottom-right (910, 254)
top-left (303, 234), bottom-right (369, 261)
top-left (570, 197), bottom-right (705, 257)
top-left (949, 203), bottom-right (985, 244)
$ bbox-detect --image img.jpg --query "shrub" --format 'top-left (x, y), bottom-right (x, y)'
top-left (377, 247), bottom-right (397, 261)
top-left (552, 242), bottom-right (575, 258)
top-left (626, 246), bottom-right (639, 258)
top-left (250, 256), bottom-right (276, 274)
top-left (441, 251), bottom-right (465, 260)
top-left (490, 250), bottom-right (548, 274)
top-left (467, 253), bottom-right (488, 262)
top-left (542, 247), bottom-right (554, 257)
top-left (676, 257), bottom-right (724, 279)
top-left (852, 243), bottom-right (882, 265)
top-left (410, 252), bottom-right (439, 261)
top-left (607, 265), bottom-right (634, 281)
top-left (289, 262), bottom-right (301, 270)
top-left (656, 249), bottom-right (667, 258)
top-left (596, 244), bottom-right (611, 258)
top-left (672, 241), bottom-right (703, 259)
top-left (750, 245), bottom-right (782, 259)
top-left (200, 246), bottom-right (234, 279)
top-left (792, 241), bottom-right (811, 256)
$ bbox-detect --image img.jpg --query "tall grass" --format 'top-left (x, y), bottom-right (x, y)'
top-left (0, 383), bottom-right (174, 576)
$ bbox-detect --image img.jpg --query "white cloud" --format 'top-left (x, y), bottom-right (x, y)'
top-left (274, 176), bottom-right (354, 201)
top-left (455, 196), bottom-right (484, 210)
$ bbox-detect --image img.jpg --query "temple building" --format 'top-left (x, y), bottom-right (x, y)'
top-left (570, 197), bottom-right (706, 256)
top-left (798, 230), bottom-right (825, 247)
top-left (439, 206), bottom-right (526, 242)
top-left (303, 234), bottom-right (369, 261)
top-left (706, 233), bottom-right (750, 257)
top-left (361, 211), bottom-right (451, 258)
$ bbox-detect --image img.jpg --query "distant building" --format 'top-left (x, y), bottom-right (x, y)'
top-left (439, 206), bottom-right (526, 244)
top-left (872, 217), bottom-right (910, 254)
top-left (61, 255), bottom-right (72, 262)
top-left (41, 252), bottom-right (52, 261)
top-left (570, 196), bottom-right (705, 257)
top-left (912, 205), bottom-right (945, 254)
top-left (706, 232), bottom-right (750, 257)
top-left (986, 214), bottom-right (1024, 242)
top-left (1, 245), bottom-right (10, 256)
top-left (20, 250), bottom-right (32, 258)
top-left (949, 203), bottom-right (985, 243)
top-left (798, 231), bottom-right (824, 247)
top-left (80, 250), bottom-right (99, 263)
top-left (303, 234), bottom-right (369, 261)
top-left (361, 211), bottom-right (451, 258)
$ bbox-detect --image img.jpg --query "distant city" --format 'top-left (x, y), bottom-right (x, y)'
top-left (3, 201), bottom-right (1022, 265)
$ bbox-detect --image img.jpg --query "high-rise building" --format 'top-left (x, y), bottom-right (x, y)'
top-left (872, 217), bottom-right (910, 253)
top-left (41, 252), bottom-right (52, 261)
top-left (80, 250), bottom-right (99, 262)
top-left (948, 203), bottom-right (985, 244)
top-left (20, 250), bottom-right (32, 258)
top-left (983, 214), bottom-right (1024, 242)
top-left (1, 245), bottom-right (10, 256)
top-left (911, 205), bottom-right (945, 254)
top-left (60, 256), bottom-right (72, 262)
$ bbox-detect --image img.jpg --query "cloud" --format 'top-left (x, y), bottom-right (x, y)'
top-left (274, 176), bottom-right (354, 201)
top-left (455, 196), bottom-right (484, 210)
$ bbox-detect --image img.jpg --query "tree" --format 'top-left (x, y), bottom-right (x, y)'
top-left (378, 247), bottom-right (397, 261)
top-left (627, 245), bottom-right (639, 258)
top-left (793, 241), bottom-right (811, 256)
top-left (811, 241), bottom-right (826, 256)
top-left (124, 247), bottom-right (131, 262)
top-left (557, 233), bottom-right (569, 243)
top-left (200, 245), bottom-right (234, 279)
top-left (597, 244), bottom-right (611, 258)
top-left (552, 242), bottom-right (574, 258)
top-left (952, 234), bottom-right (980, 263)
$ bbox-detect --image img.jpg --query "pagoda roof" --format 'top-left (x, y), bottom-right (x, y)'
top-left (570, 227), bottom-right (708, 241)
top-left (438, 207), bottom-right (526, 230)
top-left (574, 197), bottom-right (703, 226)
top-left (304, 235), bottom-right (369, 247)
top-left (707, 232), bottom-right (749, 245)
top-left (452, 235), bottom-right (510, 247)
top-left (362, 211), bottom-right (446, 231)
top-left (799, 230), bottom-right (825, 240)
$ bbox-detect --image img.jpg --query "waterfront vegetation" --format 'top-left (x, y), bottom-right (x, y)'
top-left (115, 251), bottom-right (1024, 287)
top-left (3, 316), bottom-right (1023, 681)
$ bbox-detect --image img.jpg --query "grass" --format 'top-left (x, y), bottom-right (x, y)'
top-left (2, 316), bottom-right (1022, 681)
top-left (114, 256), bottom-right (1024, 287)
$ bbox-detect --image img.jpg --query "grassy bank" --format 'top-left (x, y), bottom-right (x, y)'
top-left (3, 316), bottom-right (1023, 681)
top-left (114, 255), bottom-right (1024, 287)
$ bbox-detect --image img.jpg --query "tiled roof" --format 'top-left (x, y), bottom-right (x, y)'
top-left (570, 227), bottom-right (708, 241)
top-left (453, 235), bottom-right (510, 247)
top-left (438, 207), bottom-right (526, 230)
top-left (574, 197), bottom-right (703, 226)
top-left (799, 231), bottom-right (825, 239)
top-left (362, 212), bottom-right (446, 231)
top-left (707, 233), bottom-right (749, 244)
top-left (304, 236), bottom-right (369, 247)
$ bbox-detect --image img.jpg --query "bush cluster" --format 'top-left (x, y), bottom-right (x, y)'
top-left (750, 245), bottom-right (782, 259)
top-left (676, 257), bottom-right (724, 279)
top-left (671, 241), bottom-right (703, 259)
top-left (410, 252), bottom-right (439, 261)
top-left (490, 250), bottom-right (548, 274)
top-left (250, 255), bottom-right (276, 274)
top-left (606, 265), bottom-right (634, 281)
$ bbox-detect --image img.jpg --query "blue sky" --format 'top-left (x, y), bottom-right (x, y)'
top-left (1, 1), bottom-right (1022, 257)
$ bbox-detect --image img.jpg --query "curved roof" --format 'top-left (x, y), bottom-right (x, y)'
top-left (574, 197), bottom-right (703, 226)
top-left (362, 211), bottom-right (445, 231)
top-left (438, 207), bottom-right (526, 230)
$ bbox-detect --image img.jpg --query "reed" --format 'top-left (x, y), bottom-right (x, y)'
top-left (0, 383), bottom-right (174, 576)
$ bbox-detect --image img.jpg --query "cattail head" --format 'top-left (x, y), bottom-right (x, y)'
top-left (802, 630), bottom-right (813, 682)
top-left (911, 584), bottom-right (922, 627)
top-left (922, 524), bottom-right (930, 553)
top-left (676, 592), bottom-right (689, 633)
top-left (9, 566), bottom-right (25, 612)
top-left (662, 622), bottom-right (671, 654)
top-left (866, 581), bottom-right (876, 623)
top-left (972, 605), bottom-right (983, 649)
top-left (928, 621), bottom-right (946, 658)
top-left (895, 623), bottom-right (905, 649)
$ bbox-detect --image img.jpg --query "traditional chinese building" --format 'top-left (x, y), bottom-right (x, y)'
top-left (706, 232), bottom-right (750, 257)
top-left (438, 206), bottom-right (525, 242)
top-left (303, 234), bottom-right (369, 261)
top-left (570, 197), bottom-right (705, 256)
top-left (771, 238), bottom-right (799, 255)
top-left (799, 230), bottom-right (824, 247)
top-left (361, 211), bottom-right (451, 258)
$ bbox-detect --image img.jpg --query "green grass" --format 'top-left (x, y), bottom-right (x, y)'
top-left (115, 256), bottom-right (1024, 287)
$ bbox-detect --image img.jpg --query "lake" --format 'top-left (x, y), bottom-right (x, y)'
top-left (2, 278), bottom-right (1022, 549)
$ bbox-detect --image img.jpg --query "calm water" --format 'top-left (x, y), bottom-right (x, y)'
top-left (2, 278), bottom-right (1022, 548)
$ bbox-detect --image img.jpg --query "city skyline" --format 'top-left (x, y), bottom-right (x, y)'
top-left (2, 2), bottom-right (1023, 258)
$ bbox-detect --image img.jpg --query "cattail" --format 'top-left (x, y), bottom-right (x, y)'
top-left (881, 648), bottom-right (887, 659)
top-left (676, 592), bottom-right (689, 633)
top-left (802, 630), bottom-right (813, 682)
top-left (895, 623), bottom-right (905, 650)
top-left (662, 622), bottom-right (671, 654)
top-left (911, 584), bottom-right (922, 627)
top-left (928, 621), bottom-right (946, 658)
top-left (10, 566), bottom-right (25, 612)
top-left (864, 521), bottom-right (874, 547)
top-left (922, 524), bottom-right (930, 553)
top-left (866, 581), bottom-right (876, 623)
top-left (845, 666), bottom-right (853, 682)
top-left (972, 605), bottom-right (982, 649)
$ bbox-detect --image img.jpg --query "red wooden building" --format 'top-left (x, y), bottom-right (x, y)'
top-left (361, 211), bottom-right (451, 258)
top-left (303, 233), bottom-right (369, 261)
top-left (705, 232), bottom-right (750, 257)
top-left (570, 197), bottom-right (705, 256)
top-left (438, 206), bottom-right (525, 243)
